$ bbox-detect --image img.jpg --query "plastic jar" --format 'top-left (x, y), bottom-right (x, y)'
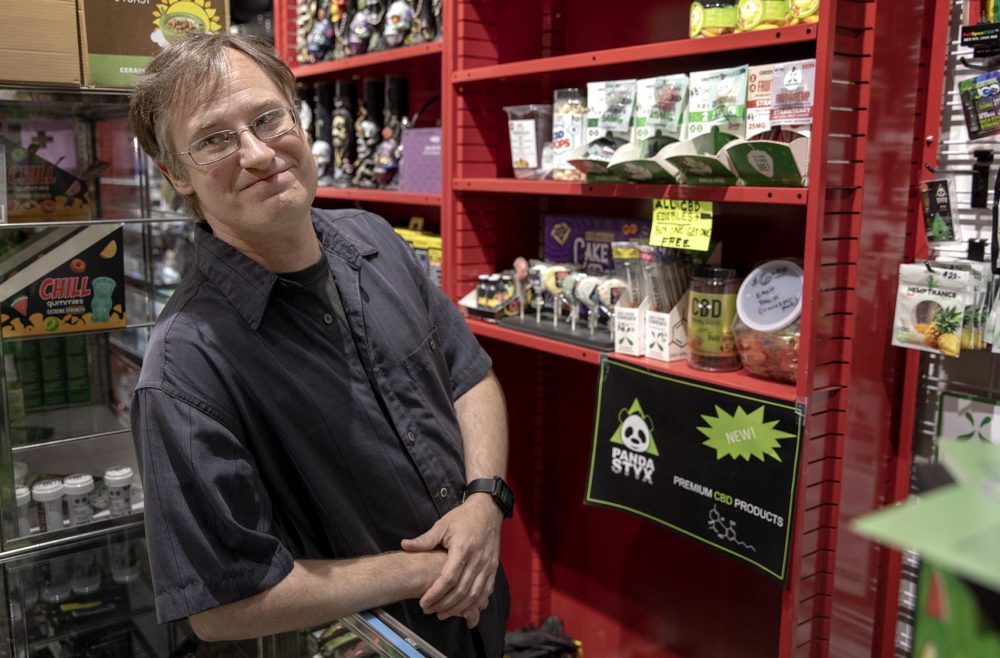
top-left (71, 548), bottom-right (102, 595)
top-left (552, 88), bottom-right (587, 181)
top-left (31, 479), bottom-right (64, 533)
top-left (687, 266), bottom-right (742, 371)
top-left (104, 466), bottom-right (134, 518)
top-left (15, 485), bottom-right (31, 537)
top-left (691, 1), bottom-right (738, 38)
top-left (63, 473), bottom-right (95, 527)
top-left (504, 104), bottom-right (553, 179)
top-left (733, 259), bottom-right (803, 384)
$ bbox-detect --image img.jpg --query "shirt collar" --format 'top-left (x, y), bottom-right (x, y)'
top-left (193, 210), bottom-right (380, 330)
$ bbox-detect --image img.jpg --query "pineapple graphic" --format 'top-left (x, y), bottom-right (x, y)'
top-left (924, 305), bottom-right (962, 356)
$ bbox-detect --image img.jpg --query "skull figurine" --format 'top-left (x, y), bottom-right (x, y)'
top-left (384, 0), bottom-right (413, 48)
top-left (312, 140), bottom-right (333, 184)
top-left (348, 7), bottom-right (372, 55)
top-left (307, 8), bottom-right (336, 61)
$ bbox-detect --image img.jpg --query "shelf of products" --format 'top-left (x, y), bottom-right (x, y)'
top-left (452, 24), bottom-right (819, 84)
top-left (293, 40), bottom-right (443, 79)
top-left (454, 178), bottom-right (809, 204)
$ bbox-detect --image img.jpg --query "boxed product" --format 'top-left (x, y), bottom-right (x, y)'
top-left (0, 0), bottom-right (82, 86)
top-left (80, 0), bottom-right (230, 87)
top-left (0, 224), bottom-right (126, 338)
top-left (2, 136), bottom-right (90, 222)
top-left (544, 215), bottom-right (652, 273)
top-left (399, 128), bottom-right (442, 194)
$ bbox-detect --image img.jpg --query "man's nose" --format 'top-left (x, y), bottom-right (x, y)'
top-left (234, 127), bottom-right (274, 166)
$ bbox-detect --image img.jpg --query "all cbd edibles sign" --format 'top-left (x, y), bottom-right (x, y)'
top-left (0, 225), bottom-right (125, 339)
top-left (586, 357), bottom-right (803, 580)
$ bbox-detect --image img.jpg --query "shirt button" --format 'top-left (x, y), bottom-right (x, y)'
top-left (323, 313), bottom-right (333, 325)
top-left (439, 487), bottom-right (448, 498)
top-left (406, 431), bottom-right (416, 444)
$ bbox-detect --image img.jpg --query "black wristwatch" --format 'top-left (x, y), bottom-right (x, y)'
top-left (463, 476), bottom-right (514, 519)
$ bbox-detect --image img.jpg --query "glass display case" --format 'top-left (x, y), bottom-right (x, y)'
top-left (0, 87), bottom-right (194, 657)
top-left (0, 87), bottom-right (445, 658)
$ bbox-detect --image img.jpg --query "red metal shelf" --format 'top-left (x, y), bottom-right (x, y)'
top-left (315, 187), bottom-right (441, 206)
top-left (467, 317), bottom-right (797, 401)
top-left (451, 25), bottom-right (818, 84)
top-left (454, 178), bottom-right (808, 205)
top-left (465, 317), bottom-right (602, 364)
top-left (292, 41), bottom-right (443, 79)
top-left (610, 354), bottom-right (797, 402)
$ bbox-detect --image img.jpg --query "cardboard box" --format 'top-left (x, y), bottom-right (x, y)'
top-left (0, 0), bottom-right (82, 86)
top-left (399, 128), bottom-right (442, 194)
top-left (80, 0), bottom-right (230, 88)
top-left (0, 224), bottom-right (126, 338)
top-left (1, 136), bottom-right (90, 222)
top-left (544, 215), bottom-right (651, 273)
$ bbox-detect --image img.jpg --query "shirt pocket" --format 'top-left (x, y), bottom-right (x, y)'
top-left (401, 328), bottom-right (464, 454)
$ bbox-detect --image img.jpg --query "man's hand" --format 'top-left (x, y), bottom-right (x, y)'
top-left (401, 494), bottom-right (502, 628)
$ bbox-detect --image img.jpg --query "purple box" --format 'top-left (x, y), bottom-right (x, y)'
top-left (400, 128), bottom-right (442, 194)
top-left (543, 214), bottom-right (652, 272)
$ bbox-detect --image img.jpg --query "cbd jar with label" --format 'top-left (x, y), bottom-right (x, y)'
top-left (687, 266), bottom-right (742, 371)
top-left (733, 259), bottom-right (803, 384)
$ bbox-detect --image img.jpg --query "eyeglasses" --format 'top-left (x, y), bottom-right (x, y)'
top-left (173, 106), bottom-right (298, 165)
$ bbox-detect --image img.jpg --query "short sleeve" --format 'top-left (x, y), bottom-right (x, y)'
top-left (131, 385), bottom-right (294, 623)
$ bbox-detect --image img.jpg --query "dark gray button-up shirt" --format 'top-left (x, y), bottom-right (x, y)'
top-left (131, 209), bottom-right (507, 656)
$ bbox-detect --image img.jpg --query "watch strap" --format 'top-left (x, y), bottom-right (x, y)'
top-left (463, 476), bottom-right (514, 518)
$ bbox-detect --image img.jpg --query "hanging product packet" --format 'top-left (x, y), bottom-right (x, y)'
top-left (958, 69), bottom-right (1000, 140)
top-left (930, 259), bottom-right (992, 350)
top-left (686, 65), bottom-right (749, 139)
top-left (568, 79), bottom-right (637, 178)
top-left (634, 75), bottom-right (689, 151)
top-left (892, 263), bottom-right (973, 357)
top-left (919, 178), bottom-right (962, 244)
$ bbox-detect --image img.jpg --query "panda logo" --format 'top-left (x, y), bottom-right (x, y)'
top-left (618, 408), bottom-right (654, 454)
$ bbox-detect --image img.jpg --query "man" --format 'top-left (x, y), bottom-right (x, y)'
top-left (128, 33), bottom-right (512, 656)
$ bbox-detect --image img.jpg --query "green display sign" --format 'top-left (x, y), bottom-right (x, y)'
top-left (585, 357), bottom-right (804, 580)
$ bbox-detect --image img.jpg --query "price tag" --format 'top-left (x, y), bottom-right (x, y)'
top-left (649, 199), bottom-right (713, 251)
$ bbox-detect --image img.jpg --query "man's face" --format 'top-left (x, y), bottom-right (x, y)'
top-left (162, 51), bottom-right (317, 240)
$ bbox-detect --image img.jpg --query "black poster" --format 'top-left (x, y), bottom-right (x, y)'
top-left (585, 357), bottom-right (804, 580)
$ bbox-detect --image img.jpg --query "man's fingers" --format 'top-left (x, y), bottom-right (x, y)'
top-left (419, 553), bottom-right (465, 611)
top-left (401, 524), bottom-right (444, 552)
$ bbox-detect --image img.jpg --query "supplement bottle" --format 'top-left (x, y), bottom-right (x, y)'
top-left (687, 266), bottom-right (742, 371)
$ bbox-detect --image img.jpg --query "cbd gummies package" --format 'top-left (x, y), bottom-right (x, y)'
top-left (737, 0), bottom-right (790, 31)
top-left (687, 65), bottom-right (749, 139)
top-left (586, 79), bottom-right (637, 143)
top-left (788, 0), bottom-right (820, 23)
top-left (635, 75), bottom-right (689, 153)
top-left (891, 263), bottom-right (972, 358)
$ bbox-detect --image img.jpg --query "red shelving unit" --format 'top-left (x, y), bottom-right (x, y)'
top-left (454, 178), bottom-right (809, 204)
top-left (269, 1), bottom-right (947, 656)
top-left (315, 187), bottom-right (442, 207)
top-left (273, 0), bottom-right (445, 225)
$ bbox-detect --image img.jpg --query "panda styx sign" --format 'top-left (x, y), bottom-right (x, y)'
top-left (585, 356), bottom-right (803, 580)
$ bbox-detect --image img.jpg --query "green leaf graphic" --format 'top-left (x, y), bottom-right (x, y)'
top-left (698, 405), bottom-right (795, 462)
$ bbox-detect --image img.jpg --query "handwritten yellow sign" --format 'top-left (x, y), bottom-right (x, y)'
top-left (649, 199), bottom-right (714, 251)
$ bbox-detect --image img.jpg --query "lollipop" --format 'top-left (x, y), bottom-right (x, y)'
top-left (597, 277), bottom-right (631, 309)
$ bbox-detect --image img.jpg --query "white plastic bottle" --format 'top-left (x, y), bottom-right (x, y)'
top-left (31, 479), bottom-right (64, 533)
top-left (104, 466), bottom-right (133, 518)
top-left (63, 474), bottom-right (95, 526)
top-left (15, 485), bottom-right (31, 537)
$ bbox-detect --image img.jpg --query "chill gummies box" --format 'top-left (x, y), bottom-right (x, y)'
top-left (0, 225), bottom-right (125, 338)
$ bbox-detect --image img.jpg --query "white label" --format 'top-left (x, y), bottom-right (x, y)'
top-left (552, 113), bottom-right (585, 168)
top-left (508, 119), bottom-right (539, 169)
top-left (108, 485), bottom-right (132, 518)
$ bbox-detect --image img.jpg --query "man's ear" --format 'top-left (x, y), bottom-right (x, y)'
top-left (158, 161), bottom-right (194, 196)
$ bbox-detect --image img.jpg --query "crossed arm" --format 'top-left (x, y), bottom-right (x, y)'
top-left (188, 370), bottom-right (509, 641)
